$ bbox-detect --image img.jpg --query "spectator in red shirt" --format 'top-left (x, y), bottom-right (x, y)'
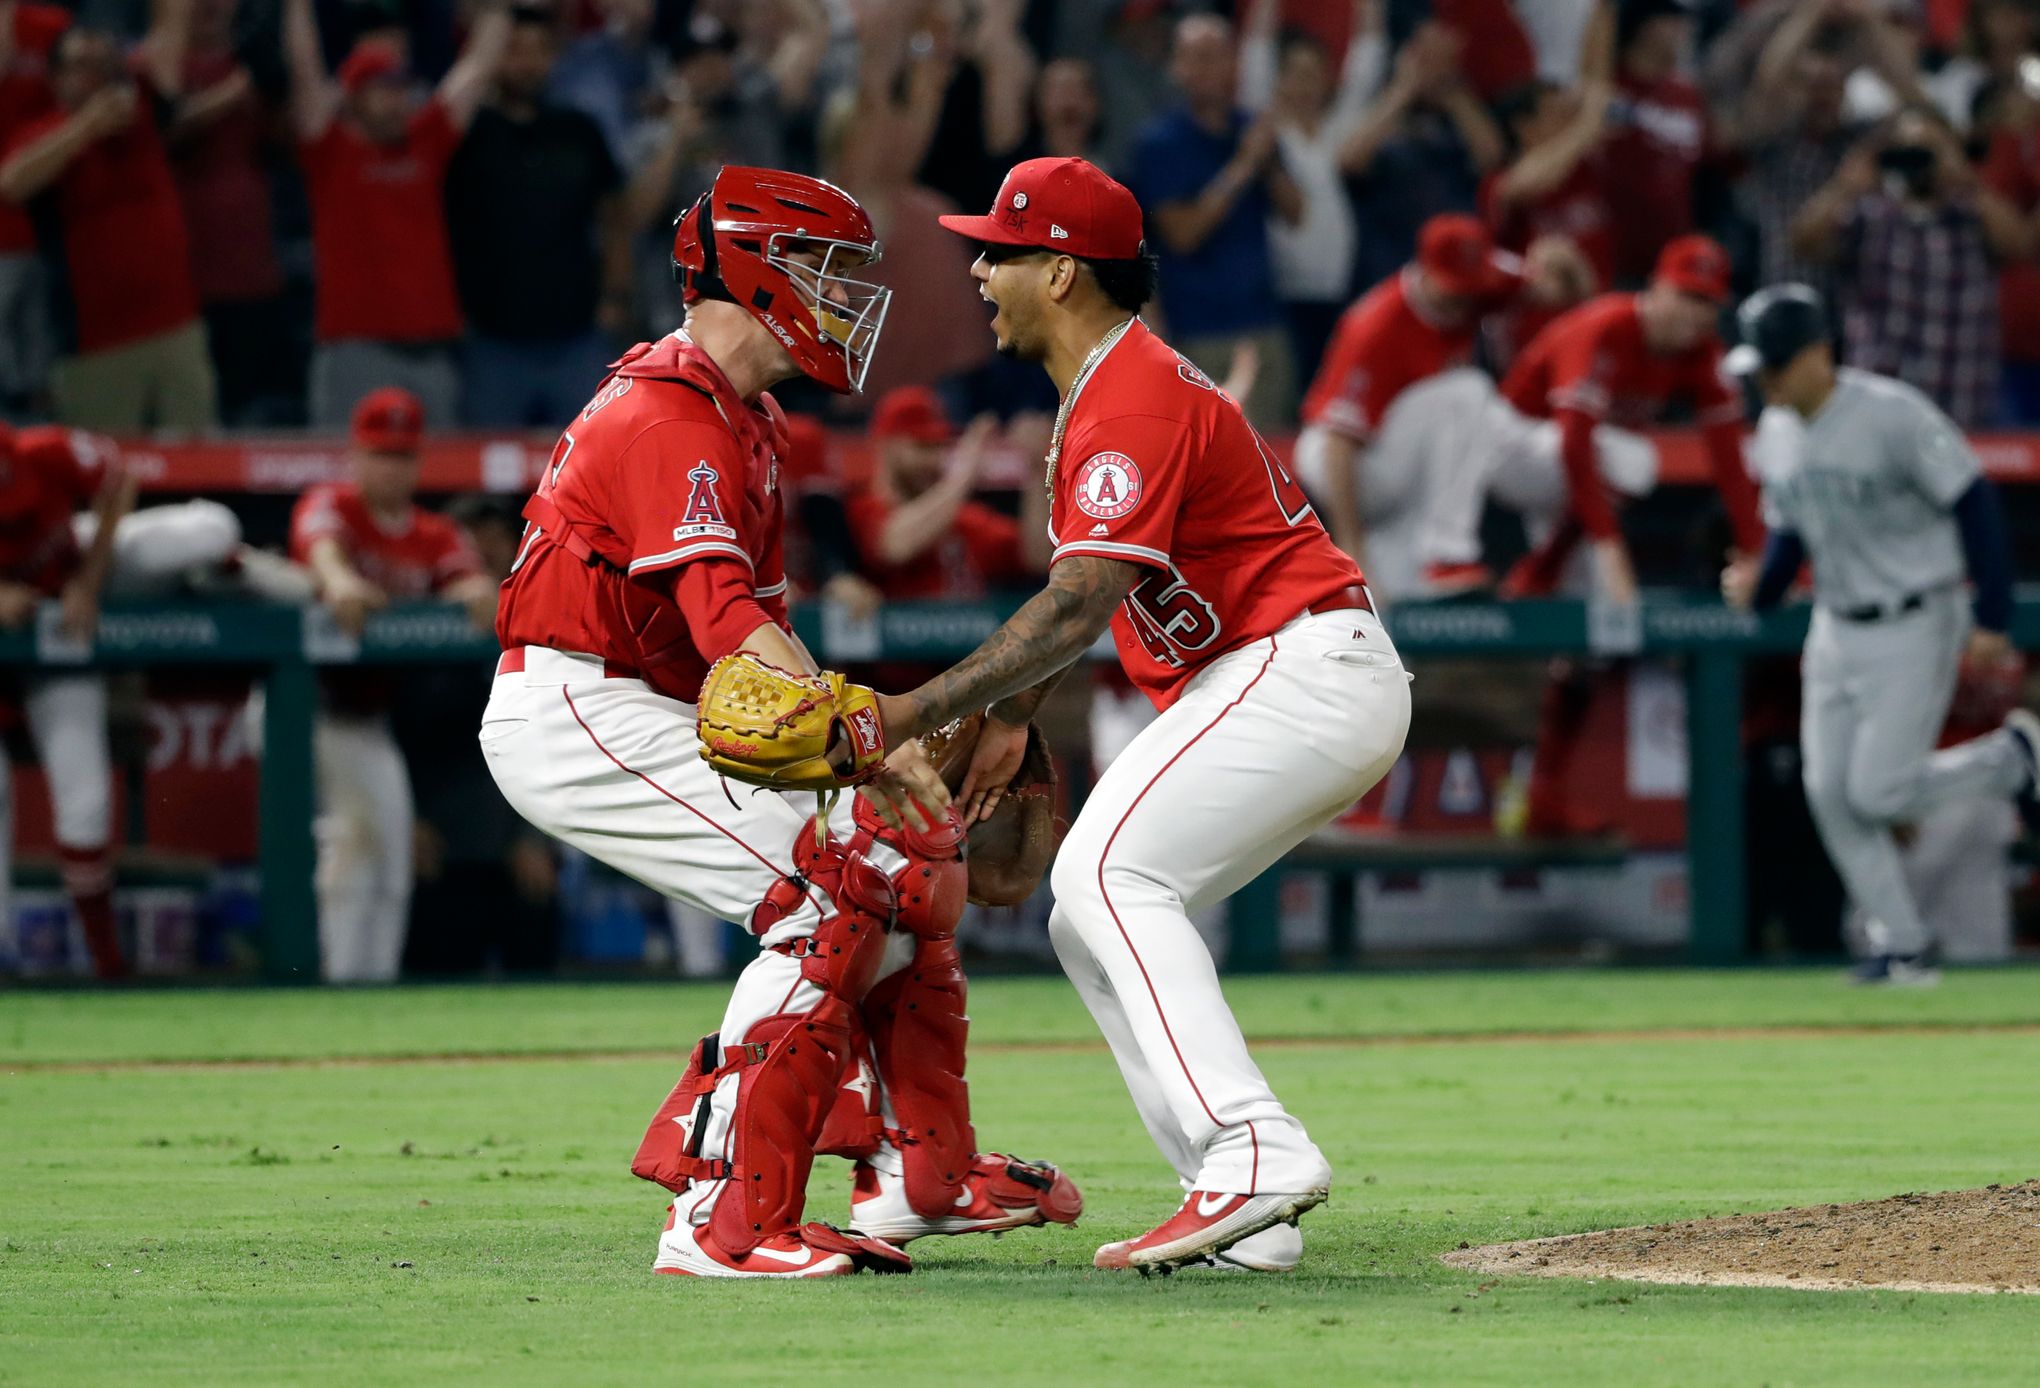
top-left (283, 0), bottom-right (510, 429)
top-left (0, 0), bottom-right (69, 414)
top-left (1485, 75), bottom-right (1613, 366)
top-left (1981, 96), bottom-right (2040, 423)
top-left (1602, 0), bottom-right (1711, 286)
top-left (289, 388), bottom-right (495, 983)
top-left (168, 0), bottom-right (293, 426)
top-left (845, 386), bottom-right (1048, 602)
top-left (0, 9), bottom-right (218, 430)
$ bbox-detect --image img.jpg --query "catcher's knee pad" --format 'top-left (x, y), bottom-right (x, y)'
top-left (862, 931), bottom-right (977, 1217)
top-left (852, 795), bottom-right (969, 939)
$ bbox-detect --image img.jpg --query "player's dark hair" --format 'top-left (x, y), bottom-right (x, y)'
top-left (1083, 250), bottom-right (1160, 313)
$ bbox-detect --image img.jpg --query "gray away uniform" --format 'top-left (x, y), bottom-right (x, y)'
top-left (1753, 368), bottom-right (2027, 956)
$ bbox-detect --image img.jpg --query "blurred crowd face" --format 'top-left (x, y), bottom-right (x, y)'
top-left (1171, 16), bottom-right (1238, 113)
top-left (50, 29), bottom-right (122, 111)
top-left (600, 0), bottom-right (656, 41)
top-left (499, 20), bottom-right (560, 108)
top-left (1976, 0), bottom-right (2038, 65)
top-left (1036, 58), bottom-right (1100, 141)
top-left (1273, 35), bottom-right (1331, 121)
top-left (1637, 282), bottom-right (1719, 355)
top-left (881, 438), bottom-right (947, 499)
top-left (352, 449), bottom-right (421, 513)
top-left (1622, 14), bottom-right (1689, 85)
top-left (351, 77), bottom-right (415, 145)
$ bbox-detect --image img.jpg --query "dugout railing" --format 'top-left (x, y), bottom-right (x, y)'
top-left (16, 591), bottom-right (2035, 978)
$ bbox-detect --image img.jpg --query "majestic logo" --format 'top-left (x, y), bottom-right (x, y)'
top-left (1072, 452), bottom-right (1142, 521)
top-left (1012, 191), bottom-right (1028, 209)
top-left (680, 463), bottom-right (726, 526)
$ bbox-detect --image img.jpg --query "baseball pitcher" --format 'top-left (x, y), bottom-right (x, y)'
top-left (1722, 283), bottom-right (2040, 985)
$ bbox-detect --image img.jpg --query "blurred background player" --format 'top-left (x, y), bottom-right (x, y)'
top-left (290, 388), bottom-right (495, 983)
top-left (1724, 282), bottom-right (2038, 985)
top-left (1500, 234), bottom-right (1763, 837)
top-left (1292, 212), bottom-right (1601, 600)
top-left (0, 423), bottom-right (245, 977)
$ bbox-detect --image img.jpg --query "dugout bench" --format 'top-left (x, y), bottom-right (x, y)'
top-left (9, 589), bottom-right (2038, 979)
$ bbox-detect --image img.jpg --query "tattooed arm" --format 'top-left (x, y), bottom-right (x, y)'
top-left (876, 556), bottom-right (1140, 743)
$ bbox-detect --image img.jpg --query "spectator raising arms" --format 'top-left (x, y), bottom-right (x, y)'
top-left (1602, 0), bottom-right (1711, 286)
top-left (1239, 0), bottom-right (1388, 381)
top-left (1793, 106), bottom-right (2033, 428)
top-left (285, 0), bottom-right (510, 428)
top-left (0, 3), bottom-right (217, 430)
top-left (447, 7), bottom-right (631, 428)
top-left (1133, 13), bottom-right (1303, 429)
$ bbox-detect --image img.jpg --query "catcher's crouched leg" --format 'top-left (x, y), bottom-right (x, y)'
top-left (835, 799), bottom-right (1084, 1244)
top-left (633, 828), bottom-right (911, 1279)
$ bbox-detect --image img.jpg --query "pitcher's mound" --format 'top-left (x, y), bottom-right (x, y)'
top-left (1442, 1181), bottom-right (2040, 1294)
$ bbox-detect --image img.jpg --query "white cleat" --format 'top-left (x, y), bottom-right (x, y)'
top-left (1177, 1221), bottom-right (1303, 1273)
top-left (1094, 1189), bottom-right (1328, 1273)
top-left (652, 1203), bottom-right (907, 1278)
top-left (847, 1154), bottom-right (1083, 1244)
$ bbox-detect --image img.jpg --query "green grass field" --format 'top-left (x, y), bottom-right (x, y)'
top-left (6, 969), bottom-right (2040, 1386)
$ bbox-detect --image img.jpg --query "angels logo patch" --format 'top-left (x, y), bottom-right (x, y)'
top-left (1072, 452), bottom-right (1142, 521)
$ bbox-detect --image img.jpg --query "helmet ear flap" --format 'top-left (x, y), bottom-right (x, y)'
top-left (673, 191), bottom-right (731, 302)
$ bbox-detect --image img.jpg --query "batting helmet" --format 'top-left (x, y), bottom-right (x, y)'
top-left (672, 166), bottom-right (891, 394)
top-left (1725, 283), bottom-right (1830, 377)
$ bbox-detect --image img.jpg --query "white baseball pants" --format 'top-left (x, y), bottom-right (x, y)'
top-left (314, 713), bottom-right (414, 982)
top-left (478, 650), bottom-right (922, 1208)
top-left (1048, 608), bottom-right (1411, 1195)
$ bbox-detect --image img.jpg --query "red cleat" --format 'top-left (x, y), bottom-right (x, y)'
top-left (848, 1154), bottom-right (1083, 1244)
top-left (653, 1203), bottom-right (911, 1278)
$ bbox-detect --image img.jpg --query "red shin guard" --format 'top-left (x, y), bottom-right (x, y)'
top-left (863, 932), bottom-right (977, 1217)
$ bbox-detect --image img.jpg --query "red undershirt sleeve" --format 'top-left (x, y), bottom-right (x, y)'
top-left (669, 559), bottom-right (775, 664)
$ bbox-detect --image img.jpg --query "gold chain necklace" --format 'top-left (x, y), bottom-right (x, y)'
top-left (1043, 318), bottom-right (1135, 498)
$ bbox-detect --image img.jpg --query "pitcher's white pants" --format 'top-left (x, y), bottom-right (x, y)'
top-left (478, 649), bottom-right (918, 1211)
top-left (1295, 370), bottom-right (1657, 599)
top-left (1048, 608), bottom-right (1411, 1195)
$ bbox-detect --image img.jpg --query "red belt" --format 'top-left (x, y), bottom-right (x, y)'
top-left (1304, 584), bottom-right (1374, 618)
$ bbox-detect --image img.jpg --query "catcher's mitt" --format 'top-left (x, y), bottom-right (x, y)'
top-left (696, 654), bottom-right (887, 792)
top-left (921, 713), bottom-right (1062, 907)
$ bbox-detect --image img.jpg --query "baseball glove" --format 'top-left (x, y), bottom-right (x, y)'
top-left (921, 713), bottom-right (1062, 907)
top-left (696, 654), bottom-right (887, 792)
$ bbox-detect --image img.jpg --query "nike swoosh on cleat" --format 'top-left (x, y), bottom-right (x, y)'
top-left (1195, 1192), bottom-right (1237, 1218)
top-left (746, 1245), bottom-right (816, 1267)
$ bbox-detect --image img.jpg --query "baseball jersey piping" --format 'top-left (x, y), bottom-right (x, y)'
top-left (559, 686), bottom-right (814, 912)
top-left (1094, 636), bottom-right (1280, 1169)
top-left (1050, 538), bottom-right (1170, 566)
top-left (627, 541), bottom-right (755, 575)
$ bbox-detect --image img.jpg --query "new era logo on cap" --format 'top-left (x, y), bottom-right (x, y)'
top-left (937, 157), bottom-right (1145, 260)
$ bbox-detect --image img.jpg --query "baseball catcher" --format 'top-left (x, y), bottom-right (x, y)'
top-left (481, 166), bottom-right (1078, 1278)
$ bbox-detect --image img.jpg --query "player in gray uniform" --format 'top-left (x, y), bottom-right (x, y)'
top-left (1722, 284), bottom-right (2040, 985)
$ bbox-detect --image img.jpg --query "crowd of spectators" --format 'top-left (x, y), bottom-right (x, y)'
top-left (2, 1), bottom-right (2040, 497)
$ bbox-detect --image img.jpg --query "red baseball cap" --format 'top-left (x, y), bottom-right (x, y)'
top-left (338, 40), bottom-right (407, 96)
top-left (1415, 214), bottom-right (1521, 299)
top-left (351, 387), bottom-right (424, 456)
top-left (870, 386), bottom-right (955, 444)
top-left (937, 157), bottom-right (1146, 261)
top-left (1652, 234), bottom-right (1732, 303)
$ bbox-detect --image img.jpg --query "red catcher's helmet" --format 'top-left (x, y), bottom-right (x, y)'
top-left (672, 166), bottom-right (891, 394)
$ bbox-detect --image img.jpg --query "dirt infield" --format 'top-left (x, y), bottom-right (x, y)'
top-left (1444, 1182), bottom-right (2040, 1294)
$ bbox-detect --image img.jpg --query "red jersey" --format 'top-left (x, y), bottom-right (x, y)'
top-left (300, 101), bottom-right (463, 343)
top-left (9, 84), bottom-right (200, 353)
top-left (1052, 320), bottom-right (1364, 710)
top-left (1983, 127), bottom-right (2040, 365)
top-left (289, 482), bottom-right (480, 597)
top-left (1602, 77), bottom-right (1708, 286)
top-left (0, 425), bottom-right (113, 592)
top-left (1501, 293), bottom-right (1760, 550)
top-left (844, 492), bottom-right (1028, 601)
top-left (1300, 271), bottom-right (1478, 442)
top-left (0, 2), bottom-right (67, 255)
top-left (495, 333), bottom-right (792, 704)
